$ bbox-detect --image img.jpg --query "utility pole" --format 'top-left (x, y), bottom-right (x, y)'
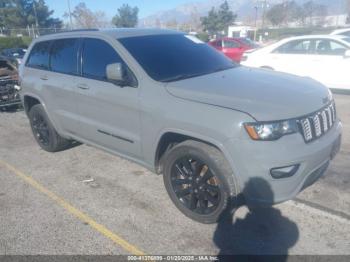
top-left (67, 0), bottom-right (73, 30)
top-left (32, 0), bottom-right (40, 36)
top-left (261, 0), bottom-right (267, 30)
top-left (254, 4), bottom-right (258, 41)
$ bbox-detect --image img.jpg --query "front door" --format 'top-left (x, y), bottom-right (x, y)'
top-left (75, 37), bottom-right (141, 159)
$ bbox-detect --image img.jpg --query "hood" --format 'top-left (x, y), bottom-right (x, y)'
top-left (165, 66), bottom-right (331, 121)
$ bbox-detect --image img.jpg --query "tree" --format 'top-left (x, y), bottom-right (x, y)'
top-left (65, 2), bottom-right (109, 29)
top-left (112, 4), bottom-right (139, 28)
top-left (266, 0), bottom-right (328, 27)
top-left (0, 0), bottom-right (61, 29)
top-left (301, 1), bottom-right (328, 26)
top-left (266, 3), bottom-right (286, 26)
top-left (30, 0), bottom-right (61, 28)
top-left (201, 1), bottom-right (236, 36)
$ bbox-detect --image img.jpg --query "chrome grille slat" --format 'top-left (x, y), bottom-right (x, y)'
top-left (321, 110), bottom-right (328, 132)
top-left (313, 114), bottom-right (322, 137)
top-left (299, 102), bottom-right (336, 143)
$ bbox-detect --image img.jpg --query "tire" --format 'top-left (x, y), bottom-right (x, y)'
top-left (163, 140), bottom-right (238, 224)
top-left (28, 104), bottom-right (70, 152)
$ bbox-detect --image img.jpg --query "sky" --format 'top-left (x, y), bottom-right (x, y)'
top-left (46, 0), bottom-right (198, 20)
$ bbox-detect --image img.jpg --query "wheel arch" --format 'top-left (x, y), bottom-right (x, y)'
top-left (23, 94), bottom-right (45, 115)
top-left (153, 130), bottom-right (234, 176)
top-left (22, 94), bottom-right (61, 135)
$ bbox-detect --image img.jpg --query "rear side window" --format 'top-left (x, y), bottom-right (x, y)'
top-left (26, 41), bottom-right (51, 69)
top-left (82, 38), bottom-right (124, 81)
top-left (315, 39), bottom-right (348, 56)
top-left (50, 38), bottom-right (80, 75)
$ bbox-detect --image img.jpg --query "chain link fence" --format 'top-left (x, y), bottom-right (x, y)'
top-left (0, 27), bottom-right (70, 38)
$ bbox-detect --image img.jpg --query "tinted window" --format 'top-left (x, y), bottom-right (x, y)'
top-left (50, 38), bottom-right (79, 75)
top-left (26, 41), bottom-right (51, 69)
top-left (82, 38), bottom-right (124, 81)
top-left (119, 34), bottom-right (235, 82)
top-left (275, 39), bottom-right (312, 54)
top-left (212, 40), bottom-right (222, 47)
top-left (223, 40), bottom-right (240, 48)
top-left (315, 39), bottom-right (348, 56)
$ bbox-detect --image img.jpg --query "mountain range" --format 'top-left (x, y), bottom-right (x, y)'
top-left (139, 0), bottom-right (344, 27)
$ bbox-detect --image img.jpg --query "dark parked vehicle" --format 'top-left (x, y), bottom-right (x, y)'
top-left (0, 58), bottom-right (21, 108)
top-left (0, 48), bottom-right (26, 66)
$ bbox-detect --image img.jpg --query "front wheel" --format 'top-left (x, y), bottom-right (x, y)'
top-left (163, 140), bottom-right (238, 224)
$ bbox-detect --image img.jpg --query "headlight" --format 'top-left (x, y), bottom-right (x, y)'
top-left (244, 120), bottom-right (298, 141)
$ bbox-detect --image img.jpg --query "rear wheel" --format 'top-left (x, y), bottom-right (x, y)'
top-left (163, 140), bottom-right (238, 224)
top-left (28, 104), bottom-right (70, 152)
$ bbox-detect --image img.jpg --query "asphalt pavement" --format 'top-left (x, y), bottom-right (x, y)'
top-left (0, 94), bottom-right (349, 256)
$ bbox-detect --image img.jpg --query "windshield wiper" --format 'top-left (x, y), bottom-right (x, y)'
top-left (161, 72), bottom-right (208, 83)
top-left (161, 65), bottom-right (235, 83)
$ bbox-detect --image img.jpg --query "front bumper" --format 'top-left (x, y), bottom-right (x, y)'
top-left (225, 120), bottom-right (343, 205)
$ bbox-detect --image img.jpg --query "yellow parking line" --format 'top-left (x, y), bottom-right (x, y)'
top-left (0, 159), bottom-right (145, 256)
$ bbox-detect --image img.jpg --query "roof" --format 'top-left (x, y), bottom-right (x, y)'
top-left (37, 28), bottom-right (182, 41)
top-left (330, 28), bottom-right (350, 35)
top-left (283, 34), bottom-right (349, 41)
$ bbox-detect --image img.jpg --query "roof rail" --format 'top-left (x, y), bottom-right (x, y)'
top-left (41, 29), bottom-right (99, 36)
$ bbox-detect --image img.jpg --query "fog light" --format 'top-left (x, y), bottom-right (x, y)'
top-left (270, 164), bottom-right (300, 179)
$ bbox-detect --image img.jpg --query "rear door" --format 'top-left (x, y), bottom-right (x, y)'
top-left (75, 37), bottom-right (141, 158)
top-left (23, 39), bottom-right (81, 134)
top-left (45, 38), bottom-right (82, 134)
top-left (268, 39), bottom-right (315, 76)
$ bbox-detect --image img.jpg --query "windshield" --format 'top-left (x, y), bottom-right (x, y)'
top-left (343, 38), bottom-right (350, 44)
top-left (119, 34), bottom-right (236, 82)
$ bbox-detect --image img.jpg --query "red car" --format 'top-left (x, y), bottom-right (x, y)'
top-left (208, 37), bottom-right (259, 62)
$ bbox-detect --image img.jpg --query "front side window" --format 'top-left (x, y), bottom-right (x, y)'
top-left (315, 39), bottom-right (348, 56)
top-left (82, 38), bottom-right (124, 81)
top-left (26, 41), bottom-right (51, 69)
top-left (119, 34), bottom-right (235, 82)
top-left (50, 38), bottom-right (79, 75)
top-left (275, 39), bottom-right (312, 54)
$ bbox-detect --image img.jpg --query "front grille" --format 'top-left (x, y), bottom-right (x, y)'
top-left (298, 102), bottom-right (336, 143)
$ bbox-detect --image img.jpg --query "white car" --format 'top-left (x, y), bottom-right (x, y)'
top-left (331, 28), bottom-right (350, 37)
top-left (241, 35), bottom-right (350, 90)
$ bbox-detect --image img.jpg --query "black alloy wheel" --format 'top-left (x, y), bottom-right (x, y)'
top-left (32, 114), bottom-right (50, 146)
top-left (170, 156), bottom-right (221, 215)
top-left (163, 140), bottom-right (237, 224)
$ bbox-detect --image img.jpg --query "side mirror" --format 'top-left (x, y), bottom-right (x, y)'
top-left (106, 63), bottom-right (125, 84)
top-left (344, 50), bottom-right (350, 58)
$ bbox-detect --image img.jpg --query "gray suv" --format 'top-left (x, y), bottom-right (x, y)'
top-left (19, 29), bottom-right (342, 223)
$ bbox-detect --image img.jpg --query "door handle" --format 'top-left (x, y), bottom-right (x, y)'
top-left (77, 83), bottom-right (89, 90)
top-left (40, 76), bottom-right (48, 80)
